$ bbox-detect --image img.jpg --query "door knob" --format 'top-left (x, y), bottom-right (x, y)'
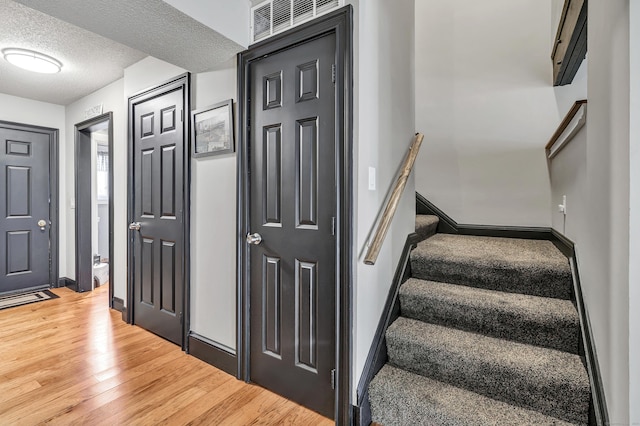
top-left (129, 222), bottom-right (142, 231)
top-left (246, 232), bottom-right (262, 245)
top-left (37, 219), bottom-right (46, 231)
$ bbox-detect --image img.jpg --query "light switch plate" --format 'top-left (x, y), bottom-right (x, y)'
top-left (368, 167), bottom-right (376, 191)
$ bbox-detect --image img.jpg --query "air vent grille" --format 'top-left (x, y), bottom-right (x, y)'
top-left (251, 0), bottom-right (344, 43)
top-left (253, 3), bottom-right (271, 41)
top-left (317, 0), bottom-right (340, 14)
top-left (273, 0), bottom-right (291, 33)
top-left (293, 0), bottom-right (313, 24)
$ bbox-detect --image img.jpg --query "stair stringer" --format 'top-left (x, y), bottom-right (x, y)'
top-left (354, 232), bottom-right (418, 426)
top-left (570, 253), bottom-right (609, 426)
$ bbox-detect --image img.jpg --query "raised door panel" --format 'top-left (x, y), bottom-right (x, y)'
top-left (161, 145), bottom-right (176, 218)
top-left (6, 231), bottom-right (30, 275)
top-left (295, 259), bottom-right (317, 372)
top-left (296, 60), bottom-right (319, 103)
top-left (141, 148), bottom-right (154, 218)
top-left (262, 255), bottom-right (282, 359)
top-left (263, 125), bottom-right (282, 227)
top-left (6, 166), bottom-right (31, 217)
top-left (295, 118), bottom-right (318, 229)
top-left (160, 240), bottom-right (176, 314)
top-left (141, 237), bottom-right (154, 306)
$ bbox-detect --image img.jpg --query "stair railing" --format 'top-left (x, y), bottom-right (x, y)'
top-left (364, 132), bottom-right (424, 265)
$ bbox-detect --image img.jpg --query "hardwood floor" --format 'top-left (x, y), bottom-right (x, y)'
top-left (0, 285), bottom-right (333, 425)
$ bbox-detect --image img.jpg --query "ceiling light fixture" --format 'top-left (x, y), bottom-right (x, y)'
top-left (2, 48), bottom-right (62, 74)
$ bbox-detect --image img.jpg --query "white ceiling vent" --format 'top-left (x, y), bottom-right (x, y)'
top-left (251, 0), bottom-right (343, 43)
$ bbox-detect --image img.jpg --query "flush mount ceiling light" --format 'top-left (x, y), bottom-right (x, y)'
top-left (2, 48), bottom-right (62, 74)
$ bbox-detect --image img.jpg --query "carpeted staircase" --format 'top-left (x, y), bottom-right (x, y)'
top-left (368, 214), bottom-right (591, 425)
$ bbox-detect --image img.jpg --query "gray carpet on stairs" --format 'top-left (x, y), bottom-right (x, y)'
top-left (385, 317), bottom-right (590, 424)
top-left (369, 365), bottom-right (577, 426)
top-left (368, 227), bottom-right (590, 425)
top-left (399, 278), bottom-right (580, 354)
top-left (415, 214), bottom-right (439, 241)
top-left (410, 234), bottom-right (573, 299)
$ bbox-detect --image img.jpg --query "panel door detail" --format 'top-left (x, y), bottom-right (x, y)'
top-left (0, 127), bottom-right (51, 294)
top-left (249, 33), bottom-right (337, 418)
top-left (131, 88), bottom-right (185, 345)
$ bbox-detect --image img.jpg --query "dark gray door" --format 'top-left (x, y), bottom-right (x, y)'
top-left (248, 33), bottom-right (337, 418)
top-left (0, 126), bottom-right (51, 294)
top-left (130, 86), bottom-right (185, 345)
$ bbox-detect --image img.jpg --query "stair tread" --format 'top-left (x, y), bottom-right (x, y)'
top-left (400, 278), bottom-right (580, 353)
top-left (415, 214), bottom-right (439, 228)
top-left (415, 214), bottom-right (439, 241)
top-left (413, 233), bottom-right (570, 270)
top-left (386, 317), bottom-right (590, 423)
top-left (410, 234), bottom-right (572, 299)
top-left (369, 364), bottom-right (580, 426)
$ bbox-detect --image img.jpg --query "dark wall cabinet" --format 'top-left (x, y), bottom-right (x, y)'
top-left (552, 0), bottom-right (587, 86)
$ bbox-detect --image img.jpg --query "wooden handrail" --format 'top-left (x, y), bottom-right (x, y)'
top-left (546, 99), bottom-right (587, 158)
top-left (364, 133), bottom-right (424, 265)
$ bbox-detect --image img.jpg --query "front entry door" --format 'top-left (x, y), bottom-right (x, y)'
top-left (129, 77), bottom-right (188, 346)
top-left (248, 33), bottom-right (337, 418)
top-left (0, 124), bottom-right (52, 294)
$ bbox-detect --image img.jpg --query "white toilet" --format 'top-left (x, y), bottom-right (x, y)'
top-left (93, 262), bottom-right (109, 286)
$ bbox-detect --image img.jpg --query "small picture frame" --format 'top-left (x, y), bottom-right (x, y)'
top-left (191, 99), bottom-right (235, 158)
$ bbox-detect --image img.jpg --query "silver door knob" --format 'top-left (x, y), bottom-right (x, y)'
top-left (246, 232), bottom-right (262, 245)
top-left (129, 222), bottom-right (141, 231)
top-left (37, 219), bottom-right (46, 230)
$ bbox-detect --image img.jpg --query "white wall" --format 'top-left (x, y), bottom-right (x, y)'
top-left (629, 1), bottom-right (640, 422)
top-left (190, 62), bottom-right (238, 351)
top-left (123, 57), bottom-right (187, 99)
top-left (347, 0), bottom-right (416, 401)
top-left (0, 93), bottom-right (67, 277)
top-left (551, 0), bottom-right (564, 37)
top-left (0, 94), bottom-right (65, 137)
top-left (584, 0), bottom-right (630, 423)
top-left (65, 79), bottom-right (127, 299)
top-left (414, 0), bottom-right (570, 227)
top-left (549, 127), bottom-right (587, 240)
top-left (162, 0), bottom-right (250, 48)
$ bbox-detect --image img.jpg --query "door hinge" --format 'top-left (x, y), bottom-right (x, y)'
top-left (331, 217), bottom-right (336, 236)
top-left (331, 64), bottom-right (336, 84)
top-left (330, 369), bottom-right (336, 389)
top-left (181, 110), bottom-right (184, 122)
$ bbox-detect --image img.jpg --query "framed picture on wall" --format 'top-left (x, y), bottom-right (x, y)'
top-left (191, 99), bottom-right (235, 158)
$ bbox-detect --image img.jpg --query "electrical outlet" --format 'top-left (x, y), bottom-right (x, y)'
top-left (558, 195), bottom-right (567, 215)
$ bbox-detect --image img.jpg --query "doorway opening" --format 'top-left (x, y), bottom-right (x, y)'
top-left (74, 113), bottom-right (114, 305)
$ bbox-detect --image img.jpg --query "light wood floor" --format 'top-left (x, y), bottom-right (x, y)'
top-left (0, 285), bottom-right (333, 425)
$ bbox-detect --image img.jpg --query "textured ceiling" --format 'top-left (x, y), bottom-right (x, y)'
top-left (1, 0), bottom-right (246, 106)
top-left (14, 0), bottom-right (245, 73)
top-left (0, 0), bottom-right (147, 105)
